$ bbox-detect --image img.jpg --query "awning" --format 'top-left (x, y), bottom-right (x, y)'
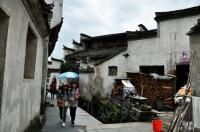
top-left (122, 80), bottom-right (134, 87)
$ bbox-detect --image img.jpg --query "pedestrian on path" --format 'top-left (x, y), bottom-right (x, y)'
top-left (57, 83), bottom-right (69, 127)
top-left (50, 77), bottom-right (57, 100)
top-left (69, 82), bottom-right (80, 127)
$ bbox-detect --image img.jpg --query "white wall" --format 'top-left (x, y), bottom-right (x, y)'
top-left (98, 51), bottom-right (128, 97)
top-left (128, 15), bottom-right (200, 74)
top-left (48, 60), bottom-right (61, 69)
top-left (79, 50), bottom-right (128, 99)
top-left (127, 38), bottom-right (169, 72)
top-left (159, 16), bottom-right (200, 68)
top-left (190, 34), bottom-right (200, 97)
top-left (79, 73), bottom-right (94, 100)
top-left (79, 13), bottom-right (200, 100)
top-left (0, 0), bottom-right (44, 131)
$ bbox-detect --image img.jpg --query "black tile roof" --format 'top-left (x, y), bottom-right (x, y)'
top-left (155, 5), bottom-right (200, 21)
top-left (81, 29), bottom-right (157, 42)
top-left (65, 47), bottom-right (127, 65)
top-left (49, 19), bottom-right (63, 55)
top-left (127, 29), bottom-right (157, 40)
top-left (51, 57), bottom-right (63, 62)
top-left (188, 19), bottom-right (200, 35)
top-left (63, 45), bottom-right (75, 51)
top-left (83, 33), bottom-right (127, 41)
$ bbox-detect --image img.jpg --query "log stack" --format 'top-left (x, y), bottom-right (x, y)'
top-left (128, 73), bottom-right (175, 109)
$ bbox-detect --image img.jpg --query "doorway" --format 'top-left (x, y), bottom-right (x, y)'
top-left (176, 64), bottom-right (189, 92)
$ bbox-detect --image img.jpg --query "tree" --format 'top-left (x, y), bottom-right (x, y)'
top-left (60, 61), bottom-right (71, 73)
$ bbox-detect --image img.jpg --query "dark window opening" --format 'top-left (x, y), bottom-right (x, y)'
top-left (0, 8), bottom-right (9, 117)
top-left (47, 72), bottom-right (50, 77)
top-left (24, 26), bottom-right (38, 79)
top-left (176, 64), bottom-right (189, 92)
top-left (108, 66), bottom-right (117, 76)
top-left (140, 65), bottom-right (164, 75)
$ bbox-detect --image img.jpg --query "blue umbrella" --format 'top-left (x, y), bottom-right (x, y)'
top-left (58, 72), bottom-right (79, 79)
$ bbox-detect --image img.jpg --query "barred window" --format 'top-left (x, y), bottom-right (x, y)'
top-left (108, 66), bottom-right (117, 76)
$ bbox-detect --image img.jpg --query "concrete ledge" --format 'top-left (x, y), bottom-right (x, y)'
top-left (86, 122), bottom-right (153, 132)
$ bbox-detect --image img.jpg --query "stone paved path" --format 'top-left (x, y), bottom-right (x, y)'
top-left (42, 96), bottom-right (102, 132)
top-left (42, 94), bottom-right (153, 132)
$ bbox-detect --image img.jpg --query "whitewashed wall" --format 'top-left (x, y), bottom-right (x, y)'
top-left (79, 73), bottom-right (94, 100)
top-left (189, 34), bottom-right (200, 97)
top-left (97, 51), bottom-right (128, 97)
top-left (128, 15), bottom-right (200, 74)
top-left (0, 0), bottom-right (44, 131)
top-left (127, 38), bottom-right (168, 72)
top-left (79, 50), bottom-right (128, 99)
top-left (48, 60), bottom-right (61, 69)
top-left (79, 12), bottom-right (200, 100)
top-left (159, 15), bottom-right (200, 69)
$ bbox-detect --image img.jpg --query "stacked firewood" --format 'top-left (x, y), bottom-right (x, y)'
top-left (131, 73), bottom-right (175, 108)
top-left (112, 73), bottom-right (175, 108)
top-left (111, 81), bottom-right (123, 97)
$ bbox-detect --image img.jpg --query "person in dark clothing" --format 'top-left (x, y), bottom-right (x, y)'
top-left (57, 83), bottom-right (69, 127)
top-left (69, 82), bottom-right (80, 127)
top-left (50, 81), bottom-right (57, 100)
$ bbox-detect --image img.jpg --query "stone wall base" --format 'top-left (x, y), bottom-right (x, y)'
top-left (23, 114), bottom-right (45, 132)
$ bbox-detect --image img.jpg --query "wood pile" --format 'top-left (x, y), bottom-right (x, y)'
top-left (112, 73), bottom-right (176, 109)
top-left (111, 81), bottom-right (124, 97)
top-left (129, 73), bottom-right (175, 108)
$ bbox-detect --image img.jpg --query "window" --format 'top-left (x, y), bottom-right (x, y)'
top-left (108, 66), bottom-right (117, 76)
top-left (0, 8), bottom-right (9, 117)
top-left (24, 26), bottom-right (38, 79)
top-left (140, 65), bottom-right (164, 75)
top-left (47, 72), bottom-right (50, 77)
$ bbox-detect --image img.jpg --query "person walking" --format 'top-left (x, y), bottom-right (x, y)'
top-left (57, 83), bottom-right (69, 127)
top-left (69, 82), bottom-right (80, 127)
top-left (50, 81), bottom-right (57, 100)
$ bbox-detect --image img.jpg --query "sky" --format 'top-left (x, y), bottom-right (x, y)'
top-left (51, 0), bottom-right (200, 59)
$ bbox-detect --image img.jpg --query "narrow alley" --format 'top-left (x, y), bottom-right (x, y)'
top-left (1, 0), bottom-right (200, 132)
top-left (42, 94), bottom-right (153, 132)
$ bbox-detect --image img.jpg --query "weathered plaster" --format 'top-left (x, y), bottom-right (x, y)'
top-left (79, 50), bottom-right (128, 99)
top-left (128, 15), bottom-right (200, 74)
top-left (79, 13), bottom-right (200, 100)
top-left (189, 34), bottom-right (200, 97)
top-left (0, 0), bottom-right (44, 131)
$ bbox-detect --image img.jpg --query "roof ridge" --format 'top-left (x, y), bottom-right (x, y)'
top-left (155, 5), bottom-right (200, 21)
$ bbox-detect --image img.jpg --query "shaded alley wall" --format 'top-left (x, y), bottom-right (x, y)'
top-left (0, 0), bottom-right (45, 131)
top-left (190, 34), bottom-right (200, 97)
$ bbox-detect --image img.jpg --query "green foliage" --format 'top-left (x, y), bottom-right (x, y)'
top-left (79, 96), bottom-right (121, 123)
top-left (94, 98), bottom-right (121, 123)
top-left (60, 61), bottom-right (71, 73)
top-left (78, 97), bottom-right (91, 113)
